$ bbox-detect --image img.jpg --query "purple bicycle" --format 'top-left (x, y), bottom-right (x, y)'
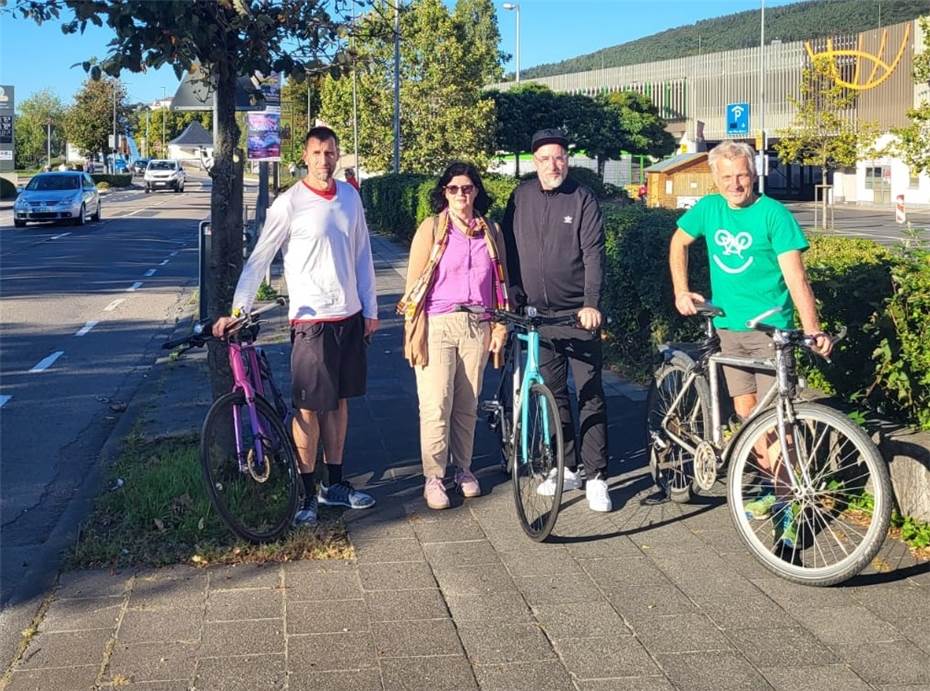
top-left (162, 297), bottom-right (300, 543)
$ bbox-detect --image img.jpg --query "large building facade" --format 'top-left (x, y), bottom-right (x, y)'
top-left (493, 18), bottom-right (928, 206)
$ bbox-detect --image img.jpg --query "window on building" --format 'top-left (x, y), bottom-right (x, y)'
top-left (909, 169), bottom-right (921, 189)
top-left (864, 167), bottom-right (881, 190)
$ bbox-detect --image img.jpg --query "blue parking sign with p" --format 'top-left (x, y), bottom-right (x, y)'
top-left (726, 103), bottom-right (750, 136)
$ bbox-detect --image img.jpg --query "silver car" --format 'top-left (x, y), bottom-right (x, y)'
top-left (13, 172), bottom-right (102, 227)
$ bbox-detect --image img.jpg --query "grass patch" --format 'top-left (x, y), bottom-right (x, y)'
top-left (69, 434), bottom-right (352, 569)
top-left (255, 280), bottom-right (279, 301)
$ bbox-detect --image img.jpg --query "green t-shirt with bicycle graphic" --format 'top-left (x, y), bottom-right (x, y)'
top-left (678, 193), bottom-right (809, 331)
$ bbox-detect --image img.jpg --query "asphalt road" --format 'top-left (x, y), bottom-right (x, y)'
top-left (784, 201), bottom-right (930, 245)
top-left (0, 175), bottom-right (214, 606)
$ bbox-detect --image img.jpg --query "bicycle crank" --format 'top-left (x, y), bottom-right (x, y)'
top-left (693, 441), bottom-right (719, 491)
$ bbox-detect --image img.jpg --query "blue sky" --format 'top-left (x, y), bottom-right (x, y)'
top-left (0, 0), bottom-right (800, 108)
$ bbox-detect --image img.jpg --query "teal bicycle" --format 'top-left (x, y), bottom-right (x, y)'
top-left (477, 306), bottom-right (579, 541)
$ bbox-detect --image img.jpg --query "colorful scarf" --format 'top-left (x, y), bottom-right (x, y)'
top-left (397, 213), bottom-right (510, 320)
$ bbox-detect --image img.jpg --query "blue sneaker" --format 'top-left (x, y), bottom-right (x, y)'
top-left (773, 502), bottom-right (799, 548)
top-left (293, 495), bottom-right (318, 526)
top-left (318, 481), bottom-right (375, 509)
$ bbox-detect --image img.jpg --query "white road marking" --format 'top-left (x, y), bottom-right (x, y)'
top-left (144, 269), bottom-right (157, 277)
top-left (75, 321), bottom-right (98, 336)
top-left (0, 395), bottom-right (11, 408)
top-left (104, 298), bottom-right (125, 312)
top-left (50, 232), bottom-right (71, 240)
top-left (159, 259), bottom-right (169, 266)
top-left (169, 251), bottom-right (179, 257)
top-left (127, 281), bottom-right (143, 292)
top-left (29, 351), bottom-right (64, 372)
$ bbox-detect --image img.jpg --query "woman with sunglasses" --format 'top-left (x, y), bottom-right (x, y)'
top-left (397, 162), bottom-right (510, 510)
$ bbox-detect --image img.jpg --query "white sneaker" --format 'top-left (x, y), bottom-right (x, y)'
top-left (536, 466), bottom-right (583, 496)
top-left (586, 477), bottom-right (612, 512)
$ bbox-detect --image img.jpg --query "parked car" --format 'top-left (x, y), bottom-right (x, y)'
top-left (12, 172), bottom-right (102, 227)
top-left (113, 159), bottom-right (129, 174)
top-left (131, 159), bottom-right (149, 176)
top-left (144, 159), bottom-right (186, 193)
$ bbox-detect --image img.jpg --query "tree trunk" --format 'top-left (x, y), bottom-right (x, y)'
top-left (206, 61), bottom-right (245, 401)
top-left (514, 150), bottom-right (520, 178)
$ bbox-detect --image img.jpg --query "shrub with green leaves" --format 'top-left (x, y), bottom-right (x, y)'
top-left (869, 245), bottom-right (930, 428)
top-left (601, 205), bottom-right (708, 378)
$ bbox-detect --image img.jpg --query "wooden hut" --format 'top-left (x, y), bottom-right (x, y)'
top-left (645, 153), bottom-right (716, 209)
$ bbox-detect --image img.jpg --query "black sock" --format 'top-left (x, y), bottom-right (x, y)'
top-left (325, 463), bottom-right (343, 487)
top-left (301, 473), bottom-right (317, 500)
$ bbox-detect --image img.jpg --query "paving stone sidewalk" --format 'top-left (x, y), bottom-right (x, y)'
top-left (4, 234), bottom-right (929, 691)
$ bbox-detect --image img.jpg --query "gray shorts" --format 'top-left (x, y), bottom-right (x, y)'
top-left (717, 329), bottom-right (775, 398)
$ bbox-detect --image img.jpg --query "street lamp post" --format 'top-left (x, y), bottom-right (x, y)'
top-left (161, 86), bottom-right (167, 157)
top-left (112, 80), bottom-right (118, 174)
top-left (46, 118), bottom-right (52, 169)
top-left (503, 3), bottom-right (520, 83)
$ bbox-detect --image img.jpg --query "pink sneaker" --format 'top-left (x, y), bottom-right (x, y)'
top-left (455, 468), bottom-right (481, 498)
top-left (424, 477), bottom-right (450, 510)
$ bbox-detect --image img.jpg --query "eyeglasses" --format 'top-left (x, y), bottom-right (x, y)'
top-left (445, 184), bottom-right (475, 195)
top-left (534, 154), bottom-right (568, 165)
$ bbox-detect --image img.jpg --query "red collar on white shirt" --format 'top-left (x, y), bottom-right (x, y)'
top-left (302, 179), bottom-right (336, 200)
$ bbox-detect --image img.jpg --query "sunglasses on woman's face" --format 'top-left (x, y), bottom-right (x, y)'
top-left (445, 184), bottom-right (475, 195)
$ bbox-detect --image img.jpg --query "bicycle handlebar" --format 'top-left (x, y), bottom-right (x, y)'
top-left (458, 304), bottom-right (580, 329)
top-left (161, 297), bottom-right (287, 351)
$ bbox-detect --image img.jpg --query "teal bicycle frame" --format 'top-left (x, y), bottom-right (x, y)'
top-left (516, 328), bottom-right (551, 464)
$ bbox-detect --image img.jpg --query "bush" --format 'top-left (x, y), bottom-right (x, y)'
top-left (869, 245), bottom-right (930, 428)
top-left (96, 181), bottom-right (111, 191)
top-left (361, 173), bottom-right (519, 243)
top-left (91, 173), bottom-right (132, 188)
top-left (601, 205), bottom-right (708, 378)
top-left (0, 177), bottom-right (16, 200)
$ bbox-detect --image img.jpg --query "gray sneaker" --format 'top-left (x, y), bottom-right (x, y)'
top-left (293, 495), bottom-right (318, 526)
top-left (318, 481), bottom-right (376, 509)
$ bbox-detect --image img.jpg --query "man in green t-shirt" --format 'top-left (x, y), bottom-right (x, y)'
top-left (668, 140), bottom-right (832, 543)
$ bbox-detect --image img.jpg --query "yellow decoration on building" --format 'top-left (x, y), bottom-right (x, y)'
top-left (804, 25), bottom-right (910, 91)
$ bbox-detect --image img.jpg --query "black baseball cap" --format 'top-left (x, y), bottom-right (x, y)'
top-left (531, 128), bottom-right (568, 152)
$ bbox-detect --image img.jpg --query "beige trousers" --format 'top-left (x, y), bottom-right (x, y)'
top-left (414, 312), bottom-right (491, 479)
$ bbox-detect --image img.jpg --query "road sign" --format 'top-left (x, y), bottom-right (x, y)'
top-left (726, 102), bottom-right (750, 136)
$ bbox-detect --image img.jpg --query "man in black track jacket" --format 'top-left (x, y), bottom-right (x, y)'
top-left (502, 128), bottom-right (612, 513)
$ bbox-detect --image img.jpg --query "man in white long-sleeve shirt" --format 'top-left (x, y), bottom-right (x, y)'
top-left (214, 126), bottom-right (379, 525)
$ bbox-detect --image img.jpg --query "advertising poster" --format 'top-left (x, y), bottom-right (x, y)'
top-left (247, 111), bottom-right (281, 161)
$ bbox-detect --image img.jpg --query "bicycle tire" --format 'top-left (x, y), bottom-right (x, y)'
top-left (201, 391), bottom-right (300, 543)
top-left (727, 402), bottom-right (892, 586)
top-left (645, 353), bottom-right (711, 503)
top-left (512, 383), bottom-right (565, 541)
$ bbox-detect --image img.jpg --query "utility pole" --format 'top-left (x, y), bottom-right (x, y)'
top-left (145, 110), bottom-right (150, 158)
top-left (392, 0), bottom-right (401, 174)
top-left (759, 0), bottom-right (766, 194)
top-left (46, 118), bottom-right (52, 169)
top-left (112, 81), bottom-right (118, 174)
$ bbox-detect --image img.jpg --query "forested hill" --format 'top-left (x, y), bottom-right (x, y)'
top-left (520, 0), bottom-right (928, 80)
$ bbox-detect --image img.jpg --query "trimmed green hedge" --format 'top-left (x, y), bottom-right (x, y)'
top-left (91, 174), bottom-right (132, 188)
